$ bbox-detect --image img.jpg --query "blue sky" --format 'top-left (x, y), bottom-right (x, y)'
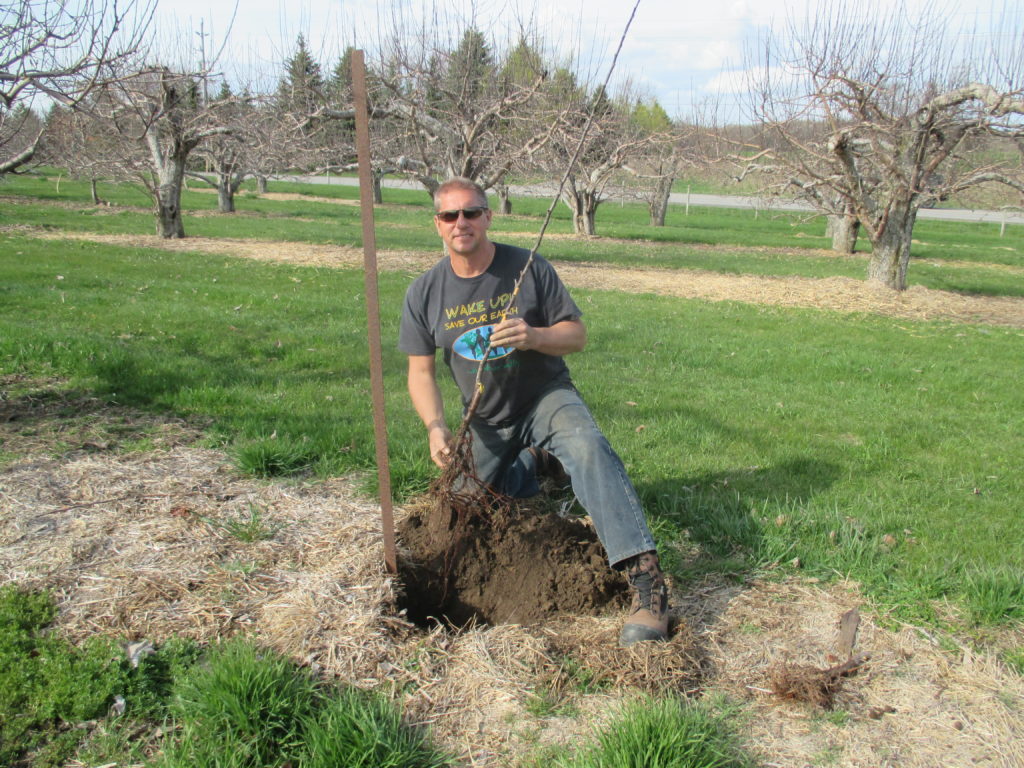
top-left (159, 0), bottom-right (1012, 122)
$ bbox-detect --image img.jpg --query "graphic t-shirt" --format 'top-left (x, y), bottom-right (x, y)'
top-left (399, 243), bottom-right (582, 425)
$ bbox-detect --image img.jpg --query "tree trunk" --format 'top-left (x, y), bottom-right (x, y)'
top-left (826, 214), bottom-right (860, 253)
top-left (649, 176), bottom-right (673, 226)
top-left (90, 178), bottom-right (100, 205)
top-left (419, 175), bottom-right (440, 201)
top-left (497, 184), bottom-right (512, 214)
top-left (154, 155), bottom-right (188, 238)
top-left (564, 188), bottom-right (599, 235)
top-left (217, 172), bottom-right (235, 213)
top-left (866, 206), bottom-right (917, 290)
top-left (371, 168), bottom-right (383, 204)
top-left (256, 175), bottom-right (268, 194)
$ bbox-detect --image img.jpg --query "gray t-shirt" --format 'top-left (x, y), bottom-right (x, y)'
top-left (399, 243), bottom-right (582, 425)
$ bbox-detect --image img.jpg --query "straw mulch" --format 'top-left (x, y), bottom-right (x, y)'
top-left (693, 577), bottom-right (1024, 768)
top-left (14, 227), bottom-right (1024, 329)
top-left (3, 405), bottom-right (1023, 765)
top-left (3, 367), bottom-right (1022, 768)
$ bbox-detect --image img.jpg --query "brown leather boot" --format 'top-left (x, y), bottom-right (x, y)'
top-left (618, 551), bottom-right (669, 646)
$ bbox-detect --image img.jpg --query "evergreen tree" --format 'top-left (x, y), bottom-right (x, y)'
top-left (445, 28), bottom-right (494, 109)
top-left (278, 35), bottom-right (325, 116)
top-left (632, 99), bottom-right (672, 131)
top-left (329, 47), bottom-right (355, 104)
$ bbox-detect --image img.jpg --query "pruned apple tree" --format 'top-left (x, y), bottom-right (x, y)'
top-left (737, 1), bottom-right (1024, 290)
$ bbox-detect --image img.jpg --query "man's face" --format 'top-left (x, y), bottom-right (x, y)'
top-left (434, 187), bottom-right (492, 258)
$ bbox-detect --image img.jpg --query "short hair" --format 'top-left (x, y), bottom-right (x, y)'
top-left (434, 177), bottom-right (488, 210)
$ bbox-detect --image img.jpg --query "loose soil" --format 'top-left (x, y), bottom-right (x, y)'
top-left (396, 498), bottom-right (628, 628)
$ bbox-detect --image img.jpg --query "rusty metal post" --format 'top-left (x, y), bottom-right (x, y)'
top-left (352, 49), bottom-right (397, 574)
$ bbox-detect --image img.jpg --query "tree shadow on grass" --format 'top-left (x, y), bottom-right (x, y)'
top-left (0, 374), bottom-right (206, 460)
top-left (637, 456), bottom-right (843, 581)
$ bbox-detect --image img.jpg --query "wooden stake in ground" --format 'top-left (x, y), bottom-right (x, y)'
top-left (353, 49), bottom-right (397, 575)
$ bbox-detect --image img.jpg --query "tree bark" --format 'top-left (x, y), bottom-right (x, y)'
top-left (371, 168), bottom-right (383, 204)
top-left (496, 184), bottom-right (512, 214)
top-left (826, 214), bottom-right (860, 253)
top-left (153, 155), bottom-right (188, 238)
top-left (649, 175), bottom-right (673, 226)
top-left (866, 207), bottom-right (917, 290)
top-left (216, 177), bottom-right (235, 213)
top-left (256, 175), bottom-right (268, 194)
top-left (89, 178), bottom-right (100, 205)
top-left (563, 188), bottom-right (599, 235)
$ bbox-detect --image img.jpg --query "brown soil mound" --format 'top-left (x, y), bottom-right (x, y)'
top-left (397, 500), bottom-right (628, 628)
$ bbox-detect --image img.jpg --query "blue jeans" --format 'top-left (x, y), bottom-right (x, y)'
top-left (467, 384), bottom-right (656, 568)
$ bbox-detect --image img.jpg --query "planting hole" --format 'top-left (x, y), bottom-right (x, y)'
top-left (396, 502), bottom-right (629, 629)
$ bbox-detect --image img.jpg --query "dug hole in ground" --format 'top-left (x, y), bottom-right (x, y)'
top-left (2, 375), bottom-right (1023, 767)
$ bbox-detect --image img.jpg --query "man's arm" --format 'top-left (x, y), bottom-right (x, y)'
top-left (407, 354), bottom-right (454, 467)
top-left (488, 317), bottom-right (586, 356)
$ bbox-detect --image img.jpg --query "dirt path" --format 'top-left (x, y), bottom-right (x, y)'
top-left (18, 229), bottom-right (1024, 328)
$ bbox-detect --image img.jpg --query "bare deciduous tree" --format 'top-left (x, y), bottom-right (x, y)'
top-left (1, 0), bottom-right (152, 174)
top-left (536, 81), bottom-right (663, 235)
top-left (738, 1), bottom-right (1024, 289)
top-left (92, 68), bottom-right (231, 237)
top-left (373, 20), bottom-right (550, 198)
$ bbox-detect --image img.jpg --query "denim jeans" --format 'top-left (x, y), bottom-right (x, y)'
top-left (467, 383), bottom-right (656, 568)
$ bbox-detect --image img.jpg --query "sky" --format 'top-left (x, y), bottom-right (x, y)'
top-left (156, 0), bottom-right (1014, 122)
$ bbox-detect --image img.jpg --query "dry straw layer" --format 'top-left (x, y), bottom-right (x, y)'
top-left (2, 430), bottom-right (1022, 766)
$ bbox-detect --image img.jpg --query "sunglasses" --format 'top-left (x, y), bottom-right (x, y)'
top-left (434, 206), bottom-right (488, 223)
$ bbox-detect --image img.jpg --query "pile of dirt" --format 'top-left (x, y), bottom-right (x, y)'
top-left (397, 500), bottom-right (628, 628)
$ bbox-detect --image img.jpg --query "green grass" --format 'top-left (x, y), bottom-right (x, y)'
top-left (4, 169), bottom-right (1022, 294)
top-left (151, 638), bottom-right (453, 768)
top-left (0, 585), bottom-right (203, 768)
top-left (0, 587), bottom-right (452, 768)
top-left (0, 232), bottom-right (437, 497)
top-left (537, 695), bottom-right (753, 768)
top-left (3, 176), bottom-right (1023, 634)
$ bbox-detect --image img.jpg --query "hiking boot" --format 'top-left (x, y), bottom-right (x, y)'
top-left (529, 447), bottom-right (571, 492)
top-left (618, 551), bottom-right (669, 646)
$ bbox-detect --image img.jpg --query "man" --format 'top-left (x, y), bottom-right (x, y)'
top-left (398, 176), bottom-right (668, 646)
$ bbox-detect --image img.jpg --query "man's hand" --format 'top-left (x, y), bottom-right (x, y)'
top-left (427, 421), bottom-right (455, 468)
top-left (489, 317), bottom-right (587, 356)
top-left (489, 317), bottom-right (534, 350)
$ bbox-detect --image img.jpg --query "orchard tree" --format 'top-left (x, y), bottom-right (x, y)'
top-left (373, 19), bottom-right (550, 197)
top-left (0, 0), bottom-right (152, 174)
top-left (188, 82), bottom-right (255, 212)
top-left (739, 1), bottom-right (1024, 289)
top-left (622, 98), bottom-right (697, 227)
top-left (93, 67), bottom-right (231, 237)
top-left (536, 79), bottom-right (663, 235)
top-left (41, 103), bottom-right (122, 203)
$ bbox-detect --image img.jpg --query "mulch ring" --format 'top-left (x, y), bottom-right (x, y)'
top-left (2, 380), bottom-right (1022, 765)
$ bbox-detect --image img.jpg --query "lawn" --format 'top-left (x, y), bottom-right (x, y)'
top-left (1, 172), bottom-right (1022, 766)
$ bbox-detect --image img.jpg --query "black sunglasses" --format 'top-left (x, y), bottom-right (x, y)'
top-left (434, 206), bottom-right (488, 223)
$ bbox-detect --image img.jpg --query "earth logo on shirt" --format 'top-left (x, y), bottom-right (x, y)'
top-left (452, 325), bottom-right (514, 361)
